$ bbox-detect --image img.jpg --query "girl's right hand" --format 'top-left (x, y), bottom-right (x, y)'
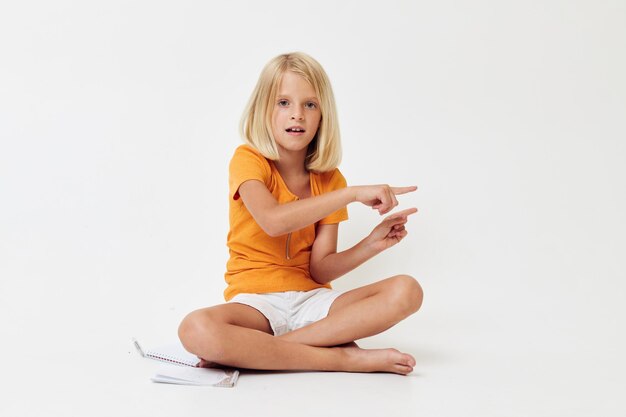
top-left (352, 185), bottom-right (418, 215)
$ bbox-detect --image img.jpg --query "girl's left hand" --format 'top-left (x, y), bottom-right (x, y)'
top-left (365, 207), bottom-right (418, 252)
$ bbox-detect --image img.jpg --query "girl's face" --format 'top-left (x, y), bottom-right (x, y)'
top-left (271, 71), bottom-right (321, 156)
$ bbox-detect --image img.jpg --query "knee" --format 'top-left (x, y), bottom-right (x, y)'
top-left (178, 310), bottom-right (226, 361)
top-left (388, 275), bottom-right (423, 317)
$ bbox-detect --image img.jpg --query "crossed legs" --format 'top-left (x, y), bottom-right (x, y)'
top-left (178, 275), bottom-right (423, 374)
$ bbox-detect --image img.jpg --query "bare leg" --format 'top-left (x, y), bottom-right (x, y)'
top-left (178, 303), bottom-right (416, 374)
top-left (278, 275), bottom-right (423, 347)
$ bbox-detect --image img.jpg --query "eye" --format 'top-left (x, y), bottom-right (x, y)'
top-left (305, 102), bottom-right (318, 109)
top-left (277, 99), bottom-right (289, 107)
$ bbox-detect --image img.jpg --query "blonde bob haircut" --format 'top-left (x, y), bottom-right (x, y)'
top-left (240, 52), bottom-right (342, 173)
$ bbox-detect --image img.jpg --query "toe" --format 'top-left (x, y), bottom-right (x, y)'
top-left (395, 364), bottom-right (413, 375)
top-left (398, 353), bottom-right (416, 367)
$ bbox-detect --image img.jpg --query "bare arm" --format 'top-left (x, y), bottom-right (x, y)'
top-left (238, 179), bottom-right (417, 237)
top-left (309, 224), bottom-right (380, 284)
top-left (310, 208), bottom-right (418, 284)
top-left (238, 179), bottom-right (353, 237)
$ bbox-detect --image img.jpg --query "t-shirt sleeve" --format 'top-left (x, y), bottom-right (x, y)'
top-left (319, 169), bottom-right (349, 225)
top-left (229, 145), bottom-right (271, 200)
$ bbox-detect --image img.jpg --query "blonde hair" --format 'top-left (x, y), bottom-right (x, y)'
top-left (240, 52), bottom-right (342, 173)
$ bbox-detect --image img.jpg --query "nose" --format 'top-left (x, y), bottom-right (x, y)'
top-left (290, 112), bottom-right (304, 121)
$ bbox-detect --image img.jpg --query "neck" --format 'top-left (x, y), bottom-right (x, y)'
top-left (274, 147), bottom-right (309, 178)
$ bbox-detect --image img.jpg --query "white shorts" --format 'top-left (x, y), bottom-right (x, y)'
top-left (228, 288), bottom-right (343, 336)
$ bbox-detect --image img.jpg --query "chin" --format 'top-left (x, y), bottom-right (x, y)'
top-left (277, 138), bottom-right (314, 152)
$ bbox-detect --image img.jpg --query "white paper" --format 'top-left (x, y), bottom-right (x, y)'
top-left (152, 364), bottom-right (229, 386)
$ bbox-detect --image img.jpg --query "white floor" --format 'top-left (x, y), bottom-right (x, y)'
top-left (2, 269), bottom-right (624, 417)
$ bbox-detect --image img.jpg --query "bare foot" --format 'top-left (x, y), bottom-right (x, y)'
top-left (335, 345), bottom-right (415, 375)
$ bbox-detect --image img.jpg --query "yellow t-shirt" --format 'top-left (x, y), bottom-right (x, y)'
top-left (223, 144), bottom-right (349, 301)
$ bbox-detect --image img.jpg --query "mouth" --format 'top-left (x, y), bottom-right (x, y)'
top-left (285, 126), bottom-right (306, 133)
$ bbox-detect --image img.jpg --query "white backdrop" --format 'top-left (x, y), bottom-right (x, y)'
top-left (1, 1), bottom-right (625, 416)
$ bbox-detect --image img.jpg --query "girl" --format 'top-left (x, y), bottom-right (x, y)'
top-left (179, 52), bottom-right (422, 375)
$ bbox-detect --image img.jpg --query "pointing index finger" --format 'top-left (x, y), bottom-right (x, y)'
top-left (385, 207), bottom-right (418, 221)
top-left (391, 186), bottom-right (418, 195)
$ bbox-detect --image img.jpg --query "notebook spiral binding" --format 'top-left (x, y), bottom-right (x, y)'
top-left (146, 352), bottom-right (195, 367)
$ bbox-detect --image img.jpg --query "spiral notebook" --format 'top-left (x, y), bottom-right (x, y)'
top-left (133, 338), bottom-right (239, 387)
